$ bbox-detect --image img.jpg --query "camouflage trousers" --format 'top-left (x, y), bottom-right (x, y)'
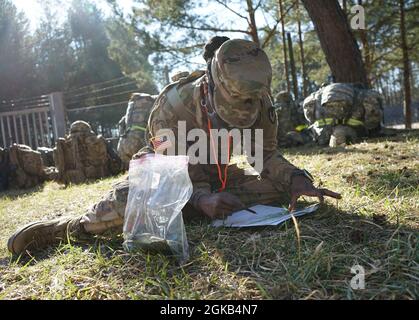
top-left (80, 165), bottom-right (290, 235)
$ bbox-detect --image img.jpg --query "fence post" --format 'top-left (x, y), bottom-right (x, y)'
top-left (49, 92), bottom-right (66, 139)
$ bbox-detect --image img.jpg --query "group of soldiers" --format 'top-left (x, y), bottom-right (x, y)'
top-left (6, 37), bottom-right (377, 255)
top-left (274, 82), bottom-right (383, 148)
top-left (117, 76), bottom-right (385, 161)
top-left (0, 76), bottom-right (384, 193)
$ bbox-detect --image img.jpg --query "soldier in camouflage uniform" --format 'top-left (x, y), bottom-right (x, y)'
top-left (274, 91), bottom-right (295, 146)
top-left (7, 37), bottom-right (341, 255)
top-left (274, 91), bottom-right (311, 147)
top-left (117, 93), bottom-right (156, 169)
top-left (303, 83), bottom-right (383, 147)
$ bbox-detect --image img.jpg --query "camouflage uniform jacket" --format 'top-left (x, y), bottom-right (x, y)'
top-left (147, 71), bottom-right (298, 209)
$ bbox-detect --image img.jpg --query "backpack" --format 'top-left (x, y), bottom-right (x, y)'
top-left (54, 121), bottom-right (121, 184)
top-left (8, 144), bottom-right (46, 189)
top-left (117, 94), bottom-right (157, 167)
top-left (320, 83), bottom-right (355, 120)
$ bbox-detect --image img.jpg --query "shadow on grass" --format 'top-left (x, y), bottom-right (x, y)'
top-left (283, 144), bottom-right (370, 157)
top-left (0, 174), bottom-right (128, 201)
top-left (6, 203), bottom-right (417, 299)
top-left (345, 166), bottom-right (418, 196)
top-left (188, 204), bottom-right (418, 299)
top-left (283, 130), bottom-right (419, 157)
top-left (0, 184), bottom-right (46, 200)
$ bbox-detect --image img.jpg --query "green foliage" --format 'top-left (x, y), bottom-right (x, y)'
top-left (0, 0), bottom-right (36, 99)
top-left (107, 15), bottom-right (157, 93)
top-left (1, 0), bottom-right (417, 108)
top-left (347, 0), bottom-right (419, 103)
top-left (66, 0), bottom-right (126, 88)
top-left (32, 1), bottom-right (76, 94)
top-left (0, 0), bottom-right (156, 101)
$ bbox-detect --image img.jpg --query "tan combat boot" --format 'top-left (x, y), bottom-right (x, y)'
top-left (7, 216), bottom-right (87, 255)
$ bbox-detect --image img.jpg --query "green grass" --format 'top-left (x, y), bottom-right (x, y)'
top-left (0, 132), bottom-right (418, 300)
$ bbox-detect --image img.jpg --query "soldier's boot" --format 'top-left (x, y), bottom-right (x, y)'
top-left (7, 216), bottom-right (88, 255)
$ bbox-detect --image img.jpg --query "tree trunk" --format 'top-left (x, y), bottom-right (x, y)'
top-left (342, 0), bottom-right (347, 16)
top-left (246, 0), bottom-right (260, 46)
top-left (399, 0), bottom-right (412, 129)
top-left (296, 0), bottom-right (308, 97)
top-left (357, 0), bottom-right (371, 87)
top-left (163, 65), bottom-right (170, 85)
top-left (287, 33), bottom-right (299, 99)
top-left (302, 0), bottom-right (368, 87)
top-left (278, 0), bottom-right (290, 92)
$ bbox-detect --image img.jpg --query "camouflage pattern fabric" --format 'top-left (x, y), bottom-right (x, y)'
top-left (360, 89), bottom-right (383, 131)
top-left (303, 89), bottom-right (322, 124)
top-left (117, 93), bottom-right (156, 168)
top-left (275, 91), bottom-right (296, 142)
top-left (54, 121), bottom-right (121, 185)
top-left (320, 83), bottom-right (354, 120)
top-left (8, 144), bottom-right (47, 189)
top-left (80, 165), bottom-right (290, 235)
top-left (79, 64), bottom-right (300, 234)
top-left (37, 147), bottom-right (55, 167)
top-left (303, 83), bottom-right (384, 146)
top-left (211, 39), bottom-right (272, 128)
top-left (329, 125), bottom-right (358, 147)
top-left (274, 91), bottom-right (309, 147)
top-left (74, 39), bottom-right (305, 235)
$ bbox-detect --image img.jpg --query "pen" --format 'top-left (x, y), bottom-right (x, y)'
top-left (245, 208), bottom-right (257, 214)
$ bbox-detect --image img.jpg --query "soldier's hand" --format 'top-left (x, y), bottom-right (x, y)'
top-left (289, 175), bottom-right (342, 212)
top-left (197, 192), bottom-right (245, 220)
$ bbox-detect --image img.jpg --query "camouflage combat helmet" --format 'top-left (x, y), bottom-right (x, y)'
top-left (211, 39), bottom-right (272, 128)
top-left (70, 120), bottom-right (93, 136)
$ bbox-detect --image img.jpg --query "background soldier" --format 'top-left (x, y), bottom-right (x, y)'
top-left (117, 93), bottom-right (156, 168)
top-left (7, 37), bottom-right (341, 255)
top-left (274, 91), bottom-right (311, 147)
top-left (303, 83), bottom-right (383, 147)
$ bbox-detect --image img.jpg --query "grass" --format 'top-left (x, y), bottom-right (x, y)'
top-left (0, 131), bottom-right (418, 300)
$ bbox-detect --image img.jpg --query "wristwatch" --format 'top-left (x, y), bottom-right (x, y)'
top-left (291, 169), bottom-right (314, 183)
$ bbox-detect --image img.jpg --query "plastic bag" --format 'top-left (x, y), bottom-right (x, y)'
top-left (123, 154), bottom-right (192, 263)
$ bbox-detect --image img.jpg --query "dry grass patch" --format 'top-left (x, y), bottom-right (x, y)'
top-left (0, 132), bottom-right (418, 299)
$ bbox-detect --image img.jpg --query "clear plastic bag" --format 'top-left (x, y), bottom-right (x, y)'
top-left (123, 154), bottom-right (192, 263)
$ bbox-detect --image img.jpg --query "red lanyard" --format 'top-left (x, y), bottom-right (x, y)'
top-left (207, 115), bottom-right (231, 192)
top-left (201, 81), bottom-right (231, 192)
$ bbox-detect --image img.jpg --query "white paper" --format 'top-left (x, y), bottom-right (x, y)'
top-left (211, 204), bottom-right (319, 228)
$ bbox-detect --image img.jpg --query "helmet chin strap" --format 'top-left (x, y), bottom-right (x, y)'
top-left (201, 76), bottom-right (230, 130)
